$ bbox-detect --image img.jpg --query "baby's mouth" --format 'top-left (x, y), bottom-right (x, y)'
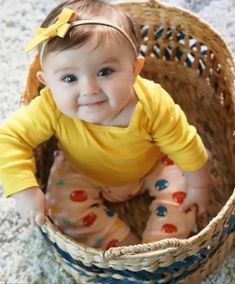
top-left (79, 100), bottom-right (106, 107)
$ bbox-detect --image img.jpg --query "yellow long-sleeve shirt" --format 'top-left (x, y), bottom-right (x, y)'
top-left (0, 76), bottom-right (208, 196)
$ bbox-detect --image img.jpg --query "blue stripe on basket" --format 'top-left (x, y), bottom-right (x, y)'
top-left (227, 214), bottom-right (235, 225)
top-left (40, 213), bottom-right (235, 283)
top-left (86, 276), bottom-right (144, 284)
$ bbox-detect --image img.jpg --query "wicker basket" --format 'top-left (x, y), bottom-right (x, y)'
top-left (22, 0), bottom-right (235, 283)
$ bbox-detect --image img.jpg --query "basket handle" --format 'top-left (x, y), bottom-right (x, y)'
top-left (103, 237), bottom-right (186, 260)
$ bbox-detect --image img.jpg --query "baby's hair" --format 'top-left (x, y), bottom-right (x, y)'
top-left (39, 0), bottom-right (140, 57)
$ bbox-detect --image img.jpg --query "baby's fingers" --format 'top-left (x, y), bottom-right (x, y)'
top-left (29, 211), bottom-right (38, 225)
top-left (35, 212), bottom-right (47, 226)
top-left (28, 211), bottom-right (46, 226)
top-left (181, 197), bottom-right (194, 212)
top-left (196, 202), bottom-right (207, 217)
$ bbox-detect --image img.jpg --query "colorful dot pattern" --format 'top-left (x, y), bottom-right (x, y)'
top-left (82, 213), bottom-right (97, 227)
top-left (162, 224), bottom-right (177, 234)
top-left (70, 190), bottom-right (88, 202)
top-left (94, 236), bottom-right (103, 247)
top-left (56, 179), bottom-right (68, 188)
top-left (155, 179), bottom-right (169, 190)
top-left (161, 155), bottom-right (174, 166)
top-left (154, 158), bottom-right (189, 235)
top-left (48, 153), bottom-right (194, 248)
top-left (106, 209), bottom-right (115, 217)
top-left (106, 239), bottom-right (119, 250)
top-left (155, 205), bottom-right (167, 217)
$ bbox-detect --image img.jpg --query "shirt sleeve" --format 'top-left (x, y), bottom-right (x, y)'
top-left (0, 88), bottom-right (59, 196)
top-left (150, 85), bottom-right (208, 171)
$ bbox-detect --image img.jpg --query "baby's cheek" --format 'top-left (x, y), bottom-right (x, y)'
top-left (55, 97), bottom-right (78, 117)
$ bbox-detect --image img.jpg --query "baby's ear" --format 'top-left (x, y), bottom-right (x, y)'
top-left (36, 70), bottom-right (47, 86)
top-left (133, 56), bottom-right (145, 77)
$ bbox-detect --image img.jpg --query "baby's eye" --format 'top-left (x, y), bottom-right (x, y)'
top-left (97, 67), bottom-right (114, 77)
top-left (61, 74), bottom-right (77, 84)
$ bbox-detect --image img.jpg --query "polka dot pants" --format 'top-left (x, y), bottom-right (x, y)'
top-left (46, 152), bottom-right (196, 249)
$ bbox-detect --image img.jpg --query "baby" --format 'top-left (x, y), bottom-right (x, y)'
top-left (0, 0), bottom-right (210, 249)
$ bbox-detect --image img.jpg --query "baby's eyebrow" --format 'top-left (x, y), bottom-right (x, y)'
top-left (53, 67), bottom-right (75, 74)
top-left (100, 57), bottom-right (119, 65)
top-left (52, 57), bottom-right (119, 74)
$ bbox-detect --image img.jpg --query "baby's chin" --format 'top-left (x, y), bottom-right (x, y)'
top-left (70, 113), bottom-right (108, 125)
top-left (79, 116), bottom-right (107, 125)
top-left (60, 108), bottom-right (112, 125)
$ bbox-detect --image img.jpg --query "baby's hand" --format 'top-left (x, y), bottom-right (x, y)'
top-left (11, 187), bottom-right (47, 226)
top-left (182, 162), bottom-right (211, 216)
top-left (182, 185), bottom-right (210, 216)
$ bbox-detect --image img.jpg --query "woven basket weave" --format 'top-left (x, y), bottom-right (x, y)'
top-left (22, 0), bottom-right (235, 283)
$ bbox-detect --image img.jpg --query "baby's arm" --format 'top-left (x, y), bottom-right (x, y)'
top-left (182, 161), bottom-right (210, 216)
top-left (149, 85), bottom-right (210, 216)
top-left (11, 187), bottom-right (47, 226)
top-left (0, 89), bottom-right (57, 224)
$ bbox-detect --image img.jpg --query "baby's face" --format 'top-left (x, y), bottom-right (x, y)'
top-left (39, 36), bottom-right (140, 125)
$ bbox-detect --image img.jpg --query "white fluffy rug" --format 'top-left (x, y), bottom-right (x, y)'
top-left (0, 0), bottom-right (234, 283)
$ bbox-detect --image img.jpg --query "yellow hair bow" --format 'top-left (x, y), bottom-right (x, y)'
top-left (25, 8), bottom-right (76, 52)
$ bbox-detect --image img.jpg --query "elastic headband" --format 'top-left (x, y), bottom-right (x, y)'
top-left (25, 7), bottom-right (138, 66)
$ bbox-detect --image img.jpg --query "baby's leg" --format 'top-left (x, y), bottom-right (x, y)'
top-left (46, 151), bottom-right (136, 249)
top-left (142, 156), bottom-right (197, 243)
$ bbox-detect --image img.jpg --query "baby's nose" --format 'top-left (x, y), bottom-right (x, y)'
top-left (79, 78), bottom-right (100, 96)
